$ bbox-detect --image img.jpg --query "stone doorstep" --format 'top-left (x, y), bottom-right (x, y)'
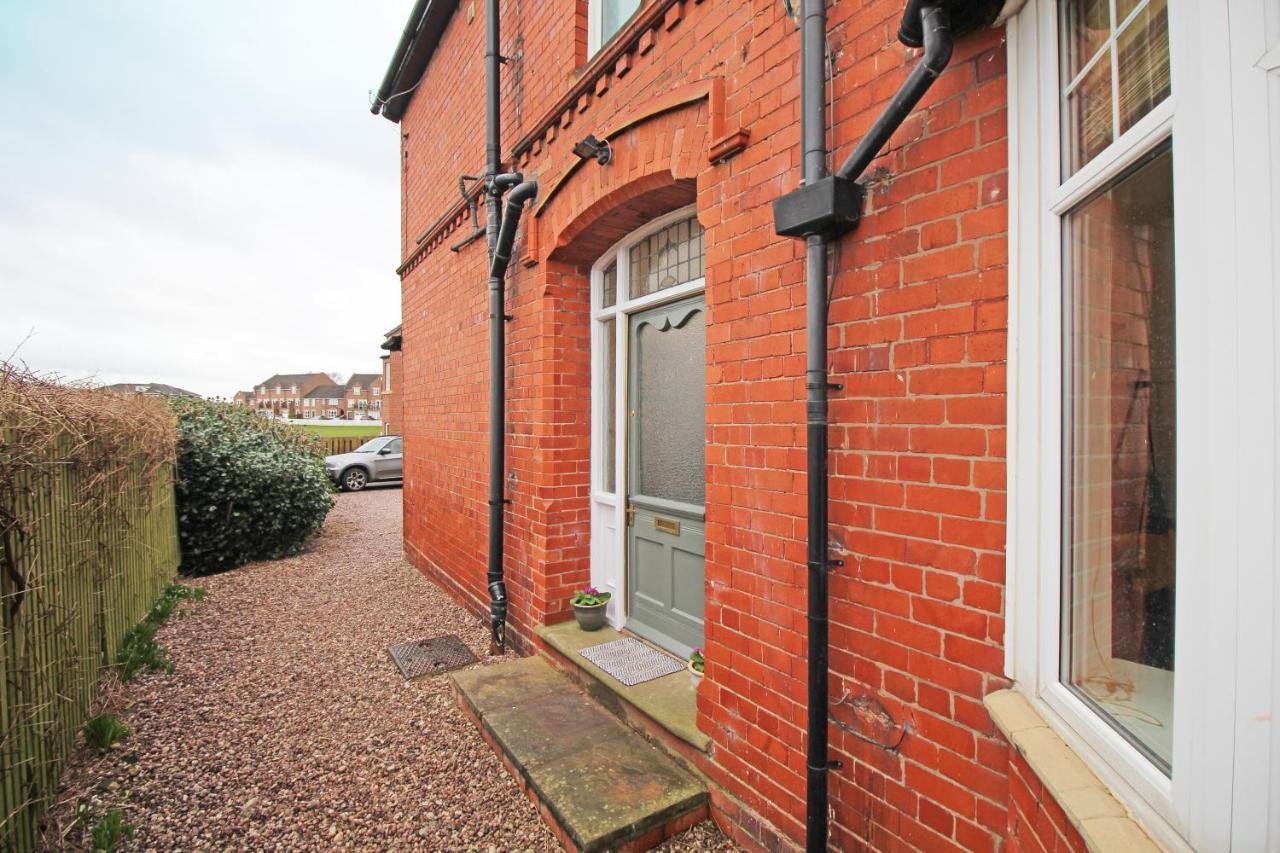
top-left (452, 657), bottom-right (709, 853)
top-left (535, 622), bottom-right (711, 765)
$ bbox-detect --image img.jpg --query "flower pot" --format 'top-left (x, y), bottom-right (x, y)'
top-left (687, 660), bottom-right (704, 679)
top-left (573, 602), bottom-right (608, 631)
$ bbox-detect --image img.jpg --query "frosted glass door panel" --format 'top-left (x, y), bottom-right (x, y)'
top-left (632, 304), bottom-right (705, 505)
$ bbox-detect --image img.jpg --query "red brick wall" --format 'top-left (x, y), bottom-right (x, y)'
top-left (393, 0), bottom-right (1041, 848)
top-left (381, 352), bottom-right (404, 435)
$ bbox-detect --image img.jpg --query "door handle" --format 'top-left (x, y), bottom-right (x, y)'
top-left (626, 503), bottom-right (636, 527)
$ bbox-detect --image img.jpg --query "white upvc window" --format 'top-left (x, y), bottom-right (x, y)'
top-left (384, 362), bottom-right (392, 391)
top-left (587, 0), bottom-right (640, 56)
top-left (1009, 1), bottom-right (1279, 849)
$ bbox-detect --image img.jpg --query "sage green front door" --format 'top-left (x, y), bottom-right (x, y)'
top-left (626, 296), bottom-right (706, 658)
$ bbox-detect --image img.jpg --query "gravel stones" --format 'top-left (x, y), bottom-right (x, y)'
top-left (41, 487), bottom-right (735, 852)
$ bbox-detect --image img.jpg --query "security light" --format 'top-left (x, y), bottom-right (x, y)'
top-left (572, 134), bottom-right (611, 166)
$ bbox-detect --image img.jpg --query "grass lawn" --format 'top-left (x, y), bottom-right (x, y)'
top-left (291, 423), bottom-right (382, 438)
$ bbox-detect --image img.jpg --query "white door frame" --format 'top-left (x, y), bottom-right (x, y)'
top-left (589, 205), bottom-right (704, 628)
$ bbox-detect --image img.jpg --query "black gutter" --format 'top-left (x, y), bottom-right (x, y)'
top-left (371, 0), bottom-right (460, 122)
top-left (486, 178), bottom-right (537, 655)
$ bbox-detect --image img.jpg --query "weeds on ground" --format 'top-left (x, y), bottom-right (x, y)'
top-left (82, 713), bottom-right (130, 753)
top-left (89, 808), bottom-right (134, 852)
top-left (117, 584), bottom-right (207, 682)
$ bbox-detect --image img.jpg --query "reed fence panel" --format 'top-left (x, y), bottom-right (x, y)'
top-left (0, 433), bottom-right (179, 851)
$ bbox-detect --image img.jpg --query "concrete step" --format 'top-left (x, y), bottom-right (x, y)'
top-left (535, 622), bottom-right (710, 766)
top-left (453, 656), bottom-right (708, 852)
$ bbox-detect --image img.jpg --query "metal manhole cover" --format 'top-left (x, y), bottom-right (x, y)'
top-left (387, 635), bottom-right (478, 679)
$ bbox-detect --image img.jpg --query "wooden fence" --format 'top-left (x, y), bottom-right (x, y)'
top-left (0, 440), bottom-right (180, 851)
top-left (313, 435), bottom-right (371, 456)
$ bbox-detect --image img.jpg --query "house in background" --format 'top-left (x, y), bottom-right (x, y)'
top-left (374, 0), bottom-right (1279, 850)
top-left (302, 384), bottom-right (345, 419)
top-left (343, 373), bottom-right (382, 421)
top-left (380, 325), bottom-right (403, 435)
top-left (105, 382), bottom-right (199, 398)
top-left (253, 372), bottom-right (334, 418)
top-left (232, 390), bottom-right (255, 408)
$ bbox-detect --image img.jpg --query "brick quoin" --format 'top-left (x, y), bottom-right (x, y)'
top-left (391, 0), bottom-right (1034, 848)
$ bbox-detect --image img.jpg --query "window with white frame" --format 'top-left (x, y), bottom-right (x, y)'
top-left (1060, 0), bottom-right (1175, 765)
top-left (1010, 0), bottom-right (1189, 838)
top-left (588, 0), bottom-right (641, 56)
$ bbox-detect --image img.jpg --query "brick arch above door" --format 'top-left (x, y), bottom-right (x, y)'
top-left (545, 171), bottom-right (698, 267)
top-left (530, 91), bottom-right (723, 267)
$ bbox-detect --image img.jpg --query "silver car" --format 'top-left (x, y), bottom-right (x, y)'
top-left (325, 436), bottom-right (403, 491)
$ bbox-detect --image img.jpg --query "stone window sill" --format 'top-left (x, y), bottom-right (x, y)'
top-left (984, 689), bottom-right (1162, 853)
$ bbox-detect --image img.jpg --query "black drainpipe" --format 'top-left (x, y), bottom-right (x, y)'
top-left (773, 1), bottom-right (980, 848)
top-left (484, 0), bottom-right (503, 258)
top-left (486, 175), bottom-right (537, 655)
top-left (483, 0), bottom-right (534, 656)
top-left (798, 1), bottom-right (836, 851)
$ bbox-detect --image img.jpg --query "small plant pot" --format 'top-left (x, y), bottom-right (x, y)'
top-left (573, 602), bottom-right (608, 631)
top-left (687, 660), bottom-right (704, 679)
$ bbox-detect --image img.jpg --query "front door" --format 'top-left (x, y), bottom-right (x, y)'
top-left (626, 296), bottom-right (706, 658)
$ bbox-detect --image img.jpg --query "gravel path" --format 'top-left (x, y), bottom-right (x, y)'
top-left (42, 487), bottom-right (735, 852)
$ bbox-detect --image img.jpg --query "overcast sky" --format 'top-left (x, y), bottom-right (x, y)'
top-left (0, 1), bottom-right (411, 398)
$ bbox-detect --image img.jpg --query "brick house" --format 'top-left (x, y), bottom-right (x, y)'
top-left (232, 390), bottom-right (256, 408)
top-left (374, 1), bottom-right (1279, 850)
top-left (302, 383), bottom-right (345, 419)
top-left (343, 373), bottom-right (383, 421)
top-left (381, 325), bottom-right (404, 435)
top-left (252, 372), bottom-right (334, 418)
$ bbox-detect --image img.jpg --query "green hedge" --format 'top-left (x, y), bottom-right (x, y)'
top-left (171, 399), bottom-right (334, 575)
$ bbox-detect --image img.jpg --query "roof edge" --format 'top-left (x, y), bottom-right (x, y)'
top-left (371, 0), bottom-right (459, 122)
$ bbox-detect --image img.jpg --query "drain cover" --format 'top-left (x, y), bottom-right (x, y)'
top-left (387, 635), bottom-right (478, 679)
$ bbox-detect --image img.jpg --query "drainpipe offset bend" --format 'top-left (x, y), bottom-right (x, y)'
top-left (836, 4), bottom-right (953, 183)
top-left (486, 178), bottom-right (538, 656)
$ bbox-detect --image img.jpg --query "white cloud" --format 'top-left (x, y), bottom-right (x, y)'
top-left (0, 0), bottom-right (413, 397)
